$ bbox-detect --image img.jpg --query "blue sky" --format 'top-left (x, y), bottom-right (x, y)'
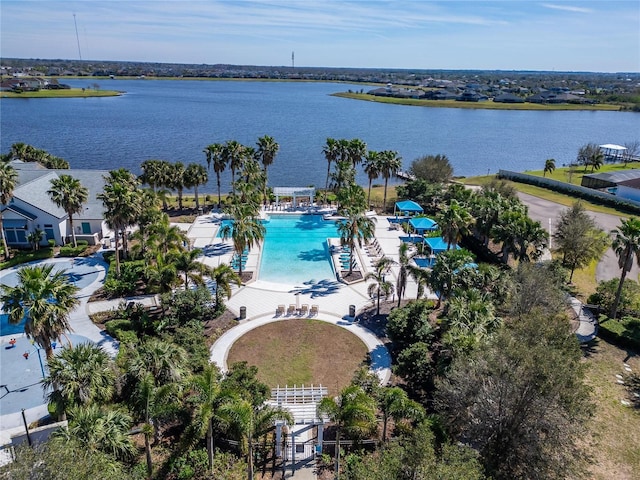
top-left (1, 1), bottom-right (638, 72)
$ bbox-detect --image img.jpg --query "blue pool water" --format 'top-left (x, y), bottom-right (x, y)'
top-left (260, 215), bottom-right (339, 285)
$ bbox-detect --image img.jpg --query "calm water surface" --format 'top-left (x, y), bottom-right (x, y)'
top-left (1, 79), bottom-right (638, 192)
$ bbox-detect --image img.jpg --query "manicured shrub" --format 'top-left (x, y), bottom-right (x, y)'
top-left (598, 316), bottom-right (640, 350)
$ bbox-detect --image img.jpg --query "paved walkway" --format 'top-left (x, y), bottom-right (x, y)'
top-left (568, 296), bottom-right (599, 343)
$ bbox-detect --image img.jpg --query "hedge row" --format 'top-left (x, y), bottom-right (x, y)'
top-left (598, 316), bottom-right (640, 350)
top-left (497, 170), bottom-right (640, 215)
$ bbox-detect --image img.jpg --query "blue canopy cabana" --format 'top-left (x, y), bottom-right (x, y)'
top-left (409, 217), bottom-right (438, 233)
top-left (394, 200), bottom-right (423, 216)
top-left (423, 236), bottom-right (459, 254)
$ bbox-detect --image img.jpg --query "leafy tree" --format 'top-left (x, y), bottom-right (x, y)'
top-left (506, 262), bottom-right (566, 320)
top-left (47, 174), bottom-right (89, 247)
top-left (436, 313), bottom-right (592, 480)
top-left (395, 179), bottom-right (443, 214)
top-left (318, 385), bottom-right (377, 480)
top-left (365, 256), bottom-right (395, 315)
top-left (553, 202), bottom-right (609, 281)
top-left (161, 285), bottom-right (218, 327)
top-left (623, 140), bottom-right (640, 167)
top-left (543, 158), bottom-right (556, 177)
top-left (343, 421), bottom-right (485, 480)
top-left (204, 143), bottom-right (227, 207)
top-left (2, 437), bottom-right (134, 480)
top-left (577, 142), bottom-right (604, 172)
top-left (386, 299), bottom-right (435, 353)
top-left (221, 361), bottom-right (270, 407)
top-left (610, 217), bottom-right (640, 318)
top-left (184, 162), bottom-right (208, 210)
top-left (331, 159), bottom-right (357, 195)
top-left (394, 342), bottom-right (434, 400)
top-left (378, 150), bottom-right (402, 213)
top-left (0, 159), bottom-right (18, 258)
top-left (0, 264), bottom-right (79, 359)
top-left (43, 343), bottom-right (115, 420)
top-left (408, 153), bottom-right (454, 183)
top-left (588, 278), bottom-right (640, 315)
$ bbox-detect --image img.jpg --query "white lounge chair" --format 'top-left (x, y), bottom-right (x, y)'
top-left (287, 304), bottom-right (296, 316)
top-left (310, 305), bottom-right (319, 317)
top-left (300, 304), bottom-right (309, 316)
top-left (276, 305), bottom-right (285, 317)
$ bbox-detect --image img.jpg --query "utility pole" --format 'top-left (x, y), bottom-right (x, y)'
top-left (292, 51), bottom-right (294, 69)
top-left (73, 13), bottom-right (82, 60)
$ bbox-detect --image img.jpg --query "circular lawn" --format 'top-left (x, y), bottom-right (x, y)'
top-left (227, 319), bottom-right (368, 394)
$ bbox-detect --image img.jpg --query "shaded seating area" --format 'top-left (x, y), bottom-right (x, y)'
top-left (409, 216), bottom-right (438, 234)
top-left (394, 200), bottom-right (423, 216)
top-left (414, 236), bottom-right (460, 268)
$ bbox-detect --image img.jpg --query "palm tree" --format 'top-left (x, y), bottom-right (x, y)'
top-left (210, 263), bottom-right (241, 314)
top-left (220, 398), bottom-right (292, 480)
top-left (0, 160), bottom-right (18, 259)
top-left (43, 343), bottom-right (115, 420)
top-left (170, 162), bottom-right (186, 210)
top-left (172, 248), bottom-right (208, 289)
top-left (407, 264), bottom-right (431, 300)
top-left (378, 386), bottom-right (424, 442)
top-left (322, 138), bottom-right (339, 204)
top-left (204, 143), bottom-right (226, 207)
top-left (363, 150), bottom-right (380, 207)
top-left (183, 163), bottom-right (208, 210)
top-left (610, 217), bottom-right (640, 318)
top-left (139, 159), bottom-right (164, 192)
top-left (437, 199), bottom-right (474, 250)
top-left (347, 138), bottom-right (367, 168)
top-left (365, 257), bottom-right (395, 315)
top-left (0, 264), bottom-right (79, 358)
top-left (255, 135), bottom-right (279, 204)
top-left (317, 385), bottom-right (377, 480)
top-left (61, 404), bottom-right (136, 461)
top-left (543, 158), bottom-right (556, 177)
top-left (144, 252), bottom-right (178, 293)
top-left (429, 248), bottom-right (474, 308)
top-left (336, 211), bottom-right (376, 275)
top-left (98, 174), bottom-right (141, 275)
top-left (577, 143), bottom-right (605, 173)
top-left (377, 150), bottom-right (402, 213)
top-left (223, 140), bottom-right (246, 196)
top-left (147, 213), bottom-right (188, 257)
top-left (47, 174), bottom-right (89, 247)
top-left (220, 203), bottom-right (266, 277)
top-left (395, 242), bottom-right (411, 307)
top-left (445, 288), bottom-right (499, 353)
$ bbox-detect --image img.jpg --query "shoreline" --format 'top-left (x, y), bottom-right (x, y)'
top-left (1, 88), bottom-right (123, 99)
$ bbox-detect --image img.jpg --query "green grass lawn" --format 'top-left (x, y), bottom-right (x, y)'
top-left (1, 88), bottom-right (122, 98)
top-left (523, 162), bottom-right (640, 186)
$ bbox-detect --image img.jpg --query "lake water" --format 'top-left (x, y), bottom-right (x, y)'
top-left (1, 79), bottom-right (638, 193)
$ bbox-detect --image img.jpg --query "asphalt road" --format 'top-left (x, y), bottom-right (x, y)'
top-left (517, 192), bottom-right (640, 283)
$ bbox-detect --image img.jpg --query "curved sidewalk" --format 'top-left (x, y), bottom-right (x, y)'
top-left (210, 313), bottom-right (392, 385)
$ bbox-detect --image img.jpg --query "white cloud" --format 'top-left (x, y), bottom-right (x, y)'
top-left (541, 3), bottom-right (593, 14)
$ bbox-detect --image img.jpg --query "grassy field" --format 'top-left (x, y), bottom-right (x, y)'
top-left (581, 339), bottom-right (640, 479)
top-left (332, 92), bottom-right (624, 111)
top-left (1, 88), bottom-right (122, 98)
top-left (522, 162), bottom-right (640, 186)
top-left (227, 320), bottom-right (368, 394)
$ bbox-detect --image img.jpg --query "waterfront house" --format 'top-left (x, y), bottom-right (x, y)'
top-left (1, 161), bottom-right (108, 248)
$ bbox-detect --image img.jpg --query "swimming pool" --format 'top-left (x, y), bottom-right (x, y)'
top-left (260, 215), bottom-right (339, 285)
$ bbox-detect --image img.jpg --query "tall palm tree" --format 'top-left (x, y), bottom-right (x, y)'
top-left (396, 242), bottom-right (412, 307)
top-left (322, 138), bottom-right (339, 204)
top-left (171, 162), bottom-right (186, 210)
top-left (47, 174), bottom-right (89, 247)
top-left (407, 263), bottom-right (430, 300)
top-left (98, 174), bottom-right (141, 275)
top-left (223, 140), bottom-right (246, 196)
top-left (363, 150), bottom-right (380, 207)
top-left (317, 385), bottom-right (377, 480)
top-left (146, 213), bottom-right (188, 257)
top-left (204, 143), bottom-right (226, 208)
top-left (347, 138), bottom-right (367, 168)
top-left (429, 248), bottom-right (474, 308)
top-left (378, 386), bottom-right (424, 442)
top-left (184, 163), bottom-right (208, 210)
top-left (436, 199), bottom-right (474, 250)
top-left (220, 203), bottom-right (265, 277)
top-left (365, 256), bottom-right (395, 315)
top-left (255, 135), bottom-right (279, 204)
top-left (0, 160), bottom-right (18, 259)
top-left (610, 217), bottom-right (640, 318)
top-left (336, 211), bottom-right (376, 275)
top-left (210, 263), bottom-right (241, 314)
top-left (139, 159), bottom-right (163, 192)
top-left (543, 158), bottom-right (556, 177)
top-left (377, 150), bottom-right (402, 213)
top-left (0, 264), bottom-right (79, 358)
top-left (43, 343), bottom-right (115, 421)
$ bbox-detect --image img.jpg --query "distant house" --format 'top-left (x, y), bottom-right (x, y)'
top-left (493, 93), bottom-right (525, 103)
top-left (457, 90), bottom-right (487, 102)
top-left (1, 161), bottom-right (109, 247)
top-left (527, 91), bottom-right (590, 104)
